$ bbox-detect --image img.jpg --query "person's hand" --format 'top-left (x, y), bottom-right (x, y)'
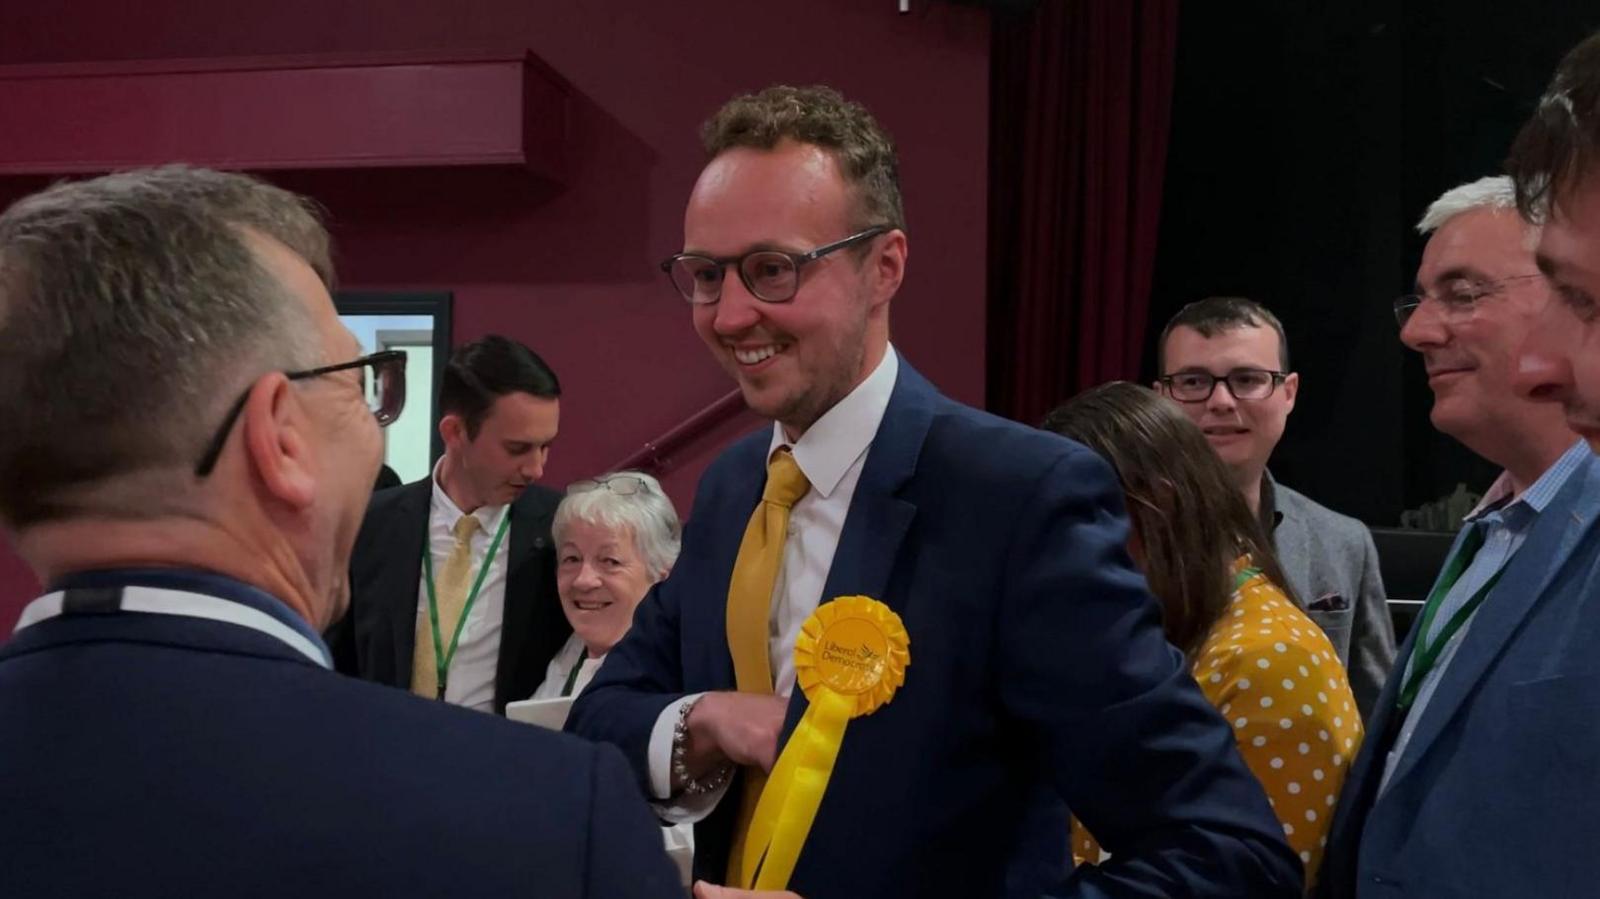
top-left (684, 691), bottom-right (788, 773)
top-left (692, 881), bottom-right (803, 899)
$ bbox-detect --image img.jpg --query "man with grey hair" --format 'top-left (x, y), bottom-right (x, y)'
top-left (0, 166), bottom-right (685, 897)
top-left (1317, 174), bottom-right (1600, 897)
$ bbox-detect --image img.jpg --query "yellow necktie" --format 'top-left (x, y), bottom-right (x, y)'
top-left (726, 448), bottom-right (811, 885)
top-left (412, 514), bottom-right (481, 700)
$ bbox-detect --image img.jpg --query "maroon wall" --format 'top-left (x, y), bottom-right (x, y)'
top-left (0, 0), bottom-right (990, 631)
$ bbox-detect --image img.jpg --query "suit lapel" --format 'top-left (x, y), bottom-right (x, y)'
top-left (1387, 455), bottom-right (1600, 791)
top-left (780, 360), bottom-right (930, 741)
top-left (1325, 619), bottom-right (1417, 884)
top-left (381, 481), bottom-right (432, 687)
top-left (495, 487), bottom-right (564, 711)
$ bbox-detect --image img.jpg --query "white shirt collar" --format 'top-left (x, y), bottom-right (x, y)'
top-left (767, 345), bottom-right (899, 499)
top-left (430, 457), bottom-right (510, 533)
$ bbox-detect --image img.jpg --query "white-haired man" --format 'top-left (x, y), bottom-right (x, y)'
top-left (1317, 174), bottom-right (1600, 897)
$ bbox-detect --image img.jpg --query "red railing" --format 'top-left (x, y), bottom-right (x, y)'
top-left (609, 388), bottom-right (747, 475)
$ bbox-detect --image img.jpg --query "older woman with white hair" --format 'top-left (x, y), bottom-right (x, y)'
top-left (531, 470), bottom-right (682, 700)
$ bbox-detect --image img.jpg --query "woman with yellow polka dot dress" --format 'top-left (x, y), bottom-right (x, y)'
top-left (1043, 383), bottom-right (1363, 891)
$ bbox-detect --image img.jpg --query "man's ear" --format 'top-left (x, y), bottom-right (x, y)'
top-left (1282, 371), bottom-right (1300, 410)
top-left (868, 228), bottom-right (908, 310)
top-left (242, 374), bottom-right (317, 510)
top-left (439, 412), bottom-right (468, 451)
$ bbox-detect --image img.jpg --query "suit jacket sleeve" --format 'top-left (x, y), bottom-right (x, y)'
top-left (1347, 529), bottom-right (1398, 717)
top-left (582, 741), bottom-right (684, 898)
top-left (998, 449), bottom-right (1302, 898)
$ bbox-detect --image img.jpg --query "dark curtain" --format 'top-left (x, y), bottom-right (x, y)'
top-left (986, 0), bottom-right (1180, 426)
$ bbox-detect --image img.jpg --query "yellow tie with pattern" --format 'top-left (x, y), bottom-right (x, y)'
top-left (412, 514), bottom-right (481, 700)
top-left (725, 448), bottom-right (811, 885)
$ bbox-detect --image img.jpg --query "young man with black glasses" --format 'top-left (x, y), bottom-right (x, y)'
top-left (570, 84), bottom-right (1300, 898)
top-left (1156, 297), bottom-right (1396, 718)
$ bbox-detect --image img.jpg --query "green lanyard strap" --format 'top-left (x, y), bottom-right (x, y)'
top-left (561, 654), bottom-right (586, 697)
top-left (422, 513), bottom-right (511, 700)
top-left (1396, 523), bottom-right (1503, 711)
top-left (1232, 566), bottom-right (1263, 591)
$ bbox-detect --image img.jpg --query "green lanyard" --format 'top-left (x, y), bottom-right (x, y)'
top-left (561, 654), bottom-right (586, 697)
top-left (422, 513), bottom-right (510, 700)
top-left (1396, 523), bottom-right (1504, 711)
top-left (1233, 566), bottom-right (1263, 591)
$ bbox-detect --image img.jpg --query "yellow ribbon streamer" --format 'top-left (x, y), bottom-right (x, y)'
top-left (735, 596), bottom-right (910, 890)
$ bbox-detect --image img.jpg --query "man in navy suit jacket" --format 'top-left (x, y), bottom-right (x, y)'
top-left (569, 85), bottom-right (1300, 898)
top-left (1317, 170), bottom-right (1600, 894)
top-left (0, 167), bottom-right (687, 897)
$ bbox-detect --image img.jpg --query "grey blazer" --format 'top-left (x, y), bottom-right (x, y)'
top-left (1268, 475), bottom-right (1397, 720)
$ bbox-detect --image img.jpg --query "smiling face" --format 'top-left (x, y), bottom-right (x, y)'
top-left (1403, 207), bottom-right (1555, 453)
top-left (1157, 323), bottom-right (1297, 486)
top-left (555, 517), bottom-right (660, 658)
top-left (684, 140), bottom-right (904, 438)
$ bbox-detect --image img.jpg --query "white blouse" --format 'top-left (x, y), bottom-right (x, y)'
top-left (530, 633), bottom-right (606, 700)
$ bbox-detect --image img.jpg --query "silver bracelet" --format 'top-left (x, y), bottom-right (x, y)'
top-left (672, 696), bottom-right (734, 796)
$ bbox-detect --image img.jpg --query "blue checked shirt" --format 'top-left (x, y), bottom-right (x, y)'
top-left (1378, 440), bottom-right (1590, 795)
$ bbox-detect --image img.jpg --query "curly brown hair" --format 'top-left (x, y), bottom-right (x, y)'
top-left (701, 84), bottom-right (906, 232)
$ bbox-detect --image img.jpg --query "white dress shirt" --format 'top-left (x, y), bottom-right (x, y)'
top-left (645, 347), bottom-right (900, 819)
top-left (420, 460), bottom-right (511, 713)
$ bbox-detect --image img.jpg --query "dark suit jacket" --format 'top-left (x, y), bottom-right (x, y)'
top-left (1317, 451), bottom-right (1600, 898)
top-left (331, 478), bottom-right (571, 714)
top-left (0, 569), bottom-right (680, 899)
top-left (569, 360), bottom-right (1301, 899)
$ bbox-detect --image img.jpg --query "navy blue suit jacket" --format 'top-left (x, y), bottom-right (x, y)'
top-left (1318, 451), bottom-right (1600, 898)
top-left (0, 570), bottom-right (680, 898)
top-left (569, 361), bottom-right (1301, 898)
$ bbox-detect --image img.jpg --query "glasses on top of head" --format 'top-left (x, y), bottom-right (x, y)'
top-left (660, 225), bottom-right (891, 305)
top-left (567, 474), bottom-right (651, 497)
top-left (1159, 368), bottom-right (1288, 403)
top-left (193, 349), bottom-right (408, 478)
top-left (1392, 272), bottom-right (1544, 328)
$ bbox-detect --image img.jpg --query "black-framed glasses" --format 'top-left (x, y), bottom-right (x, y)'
top-left (660, 225), bottom-right (891, 305)
top-left (1393, 272), bottom-right (1544, 328)
top-left (567, 474), bottom-right (651, 496)
top-left (1159, 368), bottom-right (1288, 403)
top-left (193, 349), bottom-right (408, 477)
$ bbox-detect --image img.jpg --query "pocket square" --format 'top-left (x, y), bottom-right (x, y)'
top-left (1309, 593), bottom-right (1348, 612)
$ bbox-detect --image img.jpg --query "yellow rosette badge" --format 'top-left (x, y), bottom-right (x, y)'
top-left (737, 596), bottom-right (909, 890)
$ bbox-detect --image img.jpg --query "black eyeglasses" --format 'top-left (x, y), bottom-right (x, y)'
top-left (1159, 368), bottom-right (1288, 403)
top-left (567, 475), bottom-right (651, 496)
top-left (1393, 273), bottom-right (1544, 328)
top-left (660, 226), bottom-right (890, 305)
top-left (194, 349), bottom-right (408, 477)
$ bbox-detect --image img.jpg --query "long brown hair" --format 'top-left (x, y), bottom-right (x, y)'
top-left (1042, 382), bottom-right (1295, 658)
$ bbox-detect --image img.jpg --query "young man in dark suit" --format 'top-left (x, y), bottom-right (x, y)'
top-left (0, 167), bottom-right (680, 897)
top-left (569, 85), bottom-right (1301, 898)
top-left (332, 335), bottom-right (571, 714)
